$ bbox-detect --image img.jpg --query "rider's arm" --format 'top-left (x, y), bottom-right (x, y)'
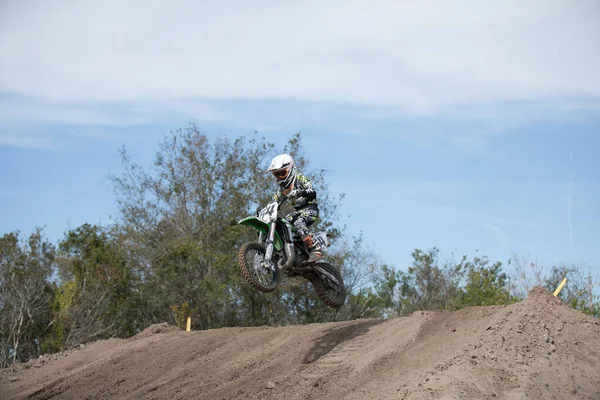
top-left (295, 175), bottom-right (316, 201)
top-left (273, 189), bottom-right (287, 204)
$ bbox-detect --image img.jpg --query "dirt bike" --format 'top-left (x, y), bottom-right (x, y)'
top-left (237, 200), bottom-right (346, 308)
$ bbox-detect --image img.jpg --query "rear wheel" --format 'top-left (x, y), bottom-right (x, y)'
top-left (311, 263), bottom-right (346, 308)
top-left (238, 242), bottom-right (279, 292)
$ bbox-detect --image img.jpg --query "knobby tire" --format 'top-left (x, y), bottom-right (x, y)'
top-left (311, 262), bottom-right (346, 308)
top-left (238, 241), bottom-right (279, 292)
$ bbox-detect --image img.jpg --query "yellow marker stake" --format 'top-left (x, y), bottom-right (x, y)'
top-left (554, 278), bottom-right (567, 297)
top-left (186, 317), bottom-right (191, 332)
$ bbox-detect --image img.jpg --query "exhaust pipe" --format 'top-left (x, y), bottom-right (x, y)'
top-left (278, 243), bottom-right (295, 270)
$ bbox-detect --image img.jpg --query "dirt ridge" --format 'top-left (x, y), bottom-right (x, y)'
top-left (1, 286), bottom-right (599, 399)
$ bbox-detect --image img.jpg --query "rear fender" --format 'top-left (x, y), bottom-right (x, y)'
top-left (314, 264), bottom-right (341, 285)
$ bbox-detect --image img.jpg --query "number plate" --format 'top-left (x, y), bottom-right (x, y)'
top-left (258, 201), bottom-right (278, 223)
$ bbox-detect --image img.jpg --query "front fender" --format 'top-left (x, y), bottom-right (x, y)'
top-left (238, 217), bottom-right (284, 251)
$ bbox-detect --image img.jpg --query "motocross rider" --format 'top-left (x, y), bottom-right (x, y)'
top-left (267, 154), bottom-right (323, 263)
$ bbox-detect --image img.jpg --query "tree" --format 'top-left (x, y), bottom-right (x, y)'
top-left (542, 264), bottom-right (599, 318)
top-left (52, 224), bottom-right (137, 348)
top-left (507, 252), bottom-right (547, 299)
top-left (508, 252), bottom-right (599, 317)
top-left (363, 248), bottom-right (519, 318)
top-left (110, 125), bottom-right (347, 330)
top-left (459, 255), bottom-right (517, 307)
top-left (0, 229), bottom-right (55, 367)
top-left (326, 233), bottom-right (389, 320)
top-left (405, 248), bottom-right (464, 311)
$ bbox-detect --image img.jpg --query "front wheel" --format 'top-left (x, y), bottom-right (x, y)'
top-left (311, 263), bottom-right (346, 308)
top-left (238, 241), bottom-right (279, 292)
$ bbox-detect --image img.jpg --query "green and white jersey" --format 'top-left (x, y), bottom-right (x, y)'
top-left (273, 174), bottom-right (317, 210)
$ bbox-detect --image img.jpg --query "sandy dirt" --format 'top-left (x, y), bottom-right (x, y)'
top-left (1, 286), bottom-right (599, 399)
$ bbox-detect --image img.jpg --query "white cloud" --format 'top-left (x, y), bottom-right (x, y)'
top-left (1, 0), bottom-right (598, 114)
top-left (0, 97), bottom-right (225, 126)
top-left (0, 133), bottom-right (54, 148)
top-left (0, 101), bottom-right (142, 126)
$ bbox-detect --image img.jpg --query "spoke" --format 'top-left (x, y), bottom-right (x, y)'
top-left (246, 249), bottom-right (273, 286)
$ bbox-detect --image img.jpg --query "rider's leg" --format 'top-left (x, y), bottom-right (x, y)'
top-left (290, 205), bottom-right (322, 262)
top-left (285, 209), bottom-right (312, 244)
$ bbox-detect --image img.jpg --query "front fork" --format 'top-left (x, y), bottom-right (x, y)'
top-left (261, 222), bottom-right (277, 271)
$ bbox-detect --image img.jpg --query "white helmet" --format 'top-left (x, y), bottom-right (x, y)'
top-left (267, 154), bottom-right (297, 191)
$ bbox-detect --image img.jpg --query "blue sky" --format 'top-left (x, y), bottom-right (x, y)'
top-left (1, 0), bottom-right (599, 277)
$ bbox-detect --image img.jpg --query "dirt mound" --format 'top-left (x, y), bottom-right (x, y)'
top-left (1, 287), bottom-right (599, 399)
top-left (132, 323), bottom-right (180, 339)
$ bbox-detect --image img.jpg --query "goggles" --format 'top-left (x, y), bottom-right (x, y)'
top-left (272, 169), bottom-right (289, 180)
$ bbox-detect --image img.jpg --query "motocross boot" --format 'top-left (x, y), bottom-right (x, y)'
top-left (303, 235), bottom-right (323, 263)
